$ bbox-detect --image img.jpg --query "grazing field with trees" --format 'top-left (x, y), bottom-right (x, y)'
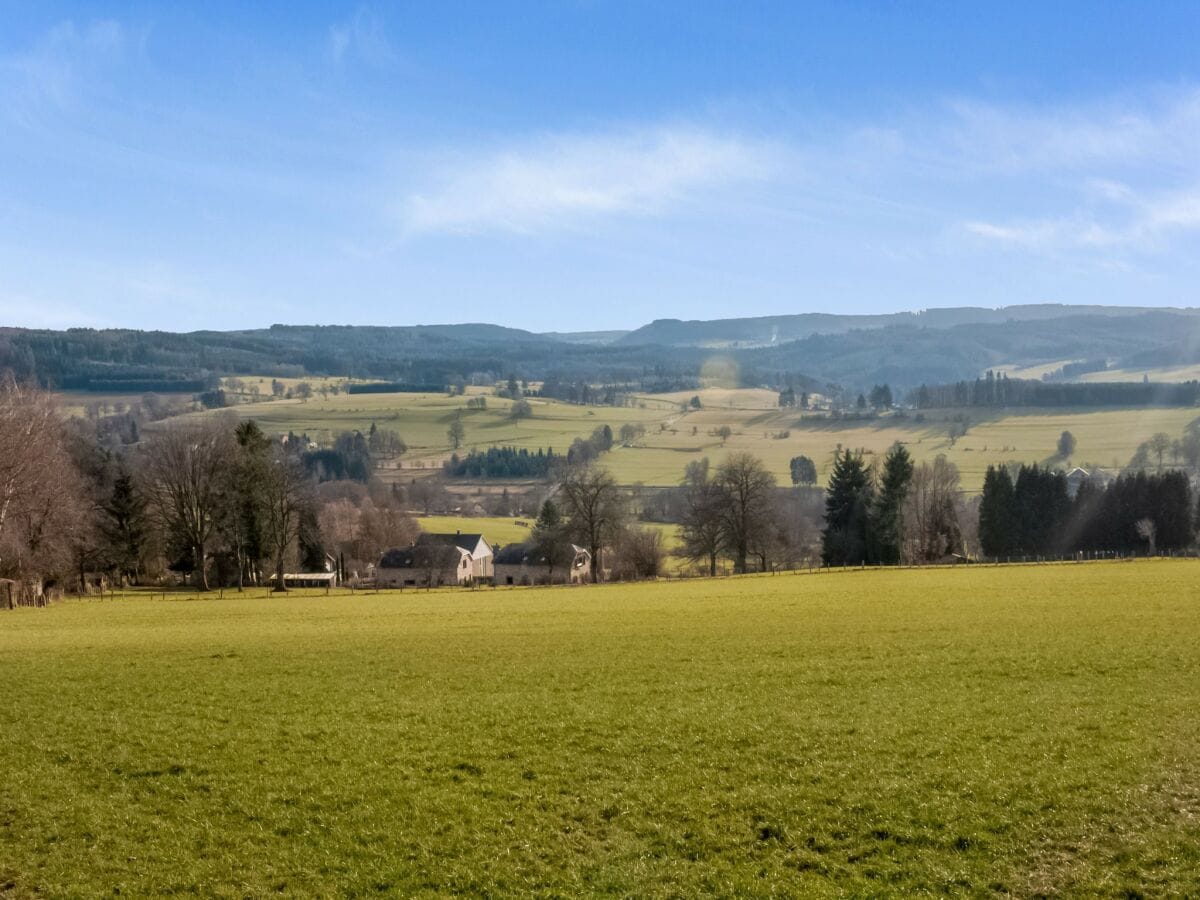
top-left (2, 562), bottom-right (1199, 895)
top-left (154, 384), bottom-right (1200, 491)
top-left (9, 368), bottom-right (1200, 604)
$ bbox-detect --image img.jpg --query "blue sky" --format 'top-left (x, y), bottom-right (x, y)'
top-left (2, 2), bottom-right (1199, 332)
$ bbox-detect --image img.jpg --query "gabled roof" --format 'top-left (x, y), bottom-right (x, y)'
top-left (379, 544), bottom-right (470, 569)
top-left (493, 541), bottom-right (589, 567)
top-left (417, 532), bottom-right (493, 556)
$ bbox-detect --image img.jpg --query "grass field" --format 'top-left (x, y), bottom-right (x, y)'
top-left (56, 390), bottom-right (194, 418)
top-left (1076, 363), bottom-right (1200, 384)
top-left (144, 385), bottom-right (1200, 491)
top-left (417, 514), bottom-right (537, 545)
top-left (603, 403), bottom-right (1200, 490)
top-left (170, 390), bottom-right (664, 472)
top-left (2, 561), bottom-right (1199, 895)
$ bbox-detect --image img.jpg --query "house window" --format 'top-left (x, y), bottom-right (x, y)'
top-left (506, 576), bottom-right (513, 585)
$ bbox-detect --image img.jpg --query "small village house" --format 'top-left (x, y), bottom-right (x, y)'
top-left (416, 531), bottom-right (494, 581)
top-left (493, 541), bottom-right (591, 586)
top-left (377, 544), bottom-right (474, 588)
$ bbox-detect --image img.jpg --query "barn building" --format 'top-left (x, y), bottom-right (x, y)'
top-left (416, 532), bottom-right (494, 581)
top-left (377, 544), bottom-right (474, 587)
top-left (493, 541), bottom-right (591, 586)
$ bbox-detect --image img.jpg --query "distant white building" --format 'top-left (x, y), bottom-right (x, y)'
top-left (1065, 466), bottom-right (1114, 498)
top-left (416, 531), bottom-right (494, 581)
top-left (493, 541), bottom-right (591, 586)
top-left (377, 544), bottom-right (474, 588)
top-left (1065, 467), bottom-right (1090, 498)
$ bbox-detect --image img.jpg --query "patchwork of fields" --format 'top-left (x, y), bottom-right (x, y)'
top-left (145, 384), bottom-right (1200, 491)
top-left (2, 561), bottom-right (1199, 895)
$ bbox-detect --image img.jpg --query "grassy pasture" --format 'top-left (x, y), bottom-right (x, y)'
top-left (172, 390), bottom-right (663, 471)
top-left (55, 390), bottom-right (193, 419)
top-left (1076, 363), bottom-right (1200, 384)
top-left (2, 561), bottom-right (1199, 895)
top-left (605, 403), bottom-right (1200, 490)
top-left (144, 385), bottom-right (1199, 491)
top-left (990, 360), bottom-right (1079, 380)
top-left (417, 514), bottom-right (536, 546)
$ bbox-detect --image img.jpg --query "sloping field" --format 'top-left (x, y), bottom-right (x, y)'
top-left (605, 405), bottom-right (1200, 489)
top-left (144, 384), bottom-right (1199, 490)
top-left (417, 514), bottom-right (536, 546)
top-left (2, 561), bottom-right (1198, 895)
top-left (1076, 363), bottom-right (1200, 383)
top-left (169, 390), bottom-right (663, 469)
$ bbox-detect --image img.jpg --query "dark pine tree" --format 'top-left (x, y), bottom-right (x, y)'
top-left (978, 465), bottom-right (1018, 558)
top-left (101, 467), bottom-right (148, 584)
top-left (821, 449), bottom-right (874, 566)
top-left (871, 443), bottom-right (913, 565)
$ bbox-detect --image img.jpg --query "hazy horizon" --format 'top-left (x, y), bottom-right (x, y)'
top-left (3, 2), bottom-right (1200, 333)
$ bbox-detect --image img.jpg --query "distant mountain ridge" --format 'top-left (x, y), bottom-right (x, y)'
top-left (6, 304), bottom-right (1200, 395)
top-left (614, 305), bottom-right (1200, 348)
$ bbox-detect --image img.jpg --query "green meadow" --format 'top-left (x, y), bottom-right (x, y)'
top-left (154, 385), bottom-right (1200, 491)
top-left (2, 561), bottom-right (1199, 895)
top-left (180, 388), bottom-right (664, 472)
top-left (416, 514), bottom-right (537, 545)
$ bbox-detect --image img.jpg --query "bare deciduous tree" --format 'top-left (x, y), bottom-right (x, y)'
top-left (261, 448), bottom-right (313, 591)
top-left (141, 420), bottom-right (234, 590)
top-left (558, 465), bottom-right (624, 582)
top-left (1135, 518), bottom-right (1157, 556)
top-left (902, 454), bottom-right (962, 563)
top-left (0, 376), bottom-right (59, 550)
top-left (714, 452), bottom-right (776, 573)
top-left (0, 377), bottom-right (85, 600)
top-left (678, 458), bottom-right (725, 576)
top-left (610, 527), bottom-right (665, 580)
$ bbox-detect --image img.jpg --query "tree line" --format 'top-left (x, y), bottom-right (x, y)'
top-left (980, 465), bottom-right (1194, 558)
top-left (444, 447), bottom-right (560, 479)
top-left (911, 373), bottom-right (1200, 409)
top-left (0, 376), bottom-right (433, 601)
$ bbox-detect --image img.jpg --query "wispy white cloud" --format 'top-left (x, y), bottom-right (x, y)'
top-left (1, 19), bottom-right (128, 116)
top-left (941, 92), bottom-right (1200, 173)
top-left (964, 183), bottom-right (1200, 252)
top-left (400, 126), bottom-right (775, 236)
top-left (328, 7), bottom-right (395, 69)
top-left (948, 89), bottom-right (1200, 257)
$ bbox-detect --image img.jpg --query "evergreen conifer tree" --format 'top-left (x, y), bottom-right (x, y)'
top-left (101, 467), bottom-right (147, 584)
top-left (871, 443), bottom-right (913, 565)
top-left (821, 449), bottom-right (873, 565)
top-left (978, 465), bottom-right (1018, 558)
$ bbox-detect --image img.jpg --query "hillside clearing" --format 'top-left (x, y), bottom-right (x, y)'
top-left (2, 561), bottom-right (1198, 895)
top-left (133, 384), bottom-right (1200, 491)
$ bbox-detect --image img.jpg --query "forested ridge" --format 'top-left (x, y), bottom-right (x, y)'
top-left (6, 306), bottom-right (1200, 396)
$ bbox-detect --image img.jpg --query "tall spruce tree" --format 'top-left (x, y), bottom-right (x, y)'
top-left (978, 465), bottom-right (1018, 558)
top-left (101, 467), bottom-right (147, 585)
top-left (871, 443), bottom-right (913, 565)
top-left (223, 419), bottom-right (272, 588)
top-left (821, 449), bottom-right (873, 566)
